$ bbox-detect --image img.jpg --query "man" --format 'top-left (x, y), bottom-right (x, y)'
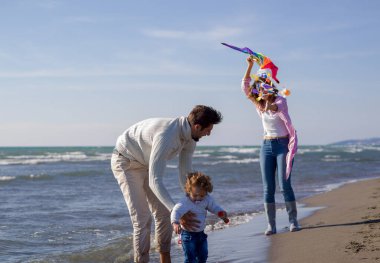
top-left (111, 105), bottom-right (222, 263)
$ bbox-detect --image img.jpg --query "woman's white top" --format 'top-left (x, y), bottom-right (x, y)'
top-left (262, 111), bottom-right (289, 137)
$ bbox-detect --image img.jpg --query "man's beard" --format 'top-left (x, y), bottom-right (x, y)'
top-left (192, 136), bottom-right (199, 142)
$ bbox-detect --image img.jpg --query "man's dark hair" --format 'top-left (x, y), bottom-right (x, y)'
top-left (188, 105), bottom-right (222, 129)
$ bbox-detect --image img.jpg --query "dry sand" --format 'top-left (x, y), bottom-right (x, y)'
top-left (269, 178), bottom-right (380, 263)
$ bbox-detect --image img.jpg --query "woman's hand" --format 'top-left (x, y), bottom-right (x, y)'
top-left (244, 56), bottom-right (254, 79)
top-left (246, 56), bottom-right (254, 65)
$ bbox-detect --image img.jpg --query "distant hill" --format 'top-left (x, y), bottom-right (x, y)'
top-left (329, 137), bottom-right (380, 146)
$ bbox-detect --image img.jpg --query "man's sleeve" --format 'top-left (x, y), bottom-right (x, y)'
top-left (149, 134), bottom-right (176, 211)
top-left (178, 141), bottom-right (196, 192)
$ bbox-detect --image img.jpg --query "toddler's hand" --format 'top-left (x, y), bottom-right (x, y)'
top-left (172, 222), bottom-right (182, 234)
top-left (218, 211), bottom-right (230, 224)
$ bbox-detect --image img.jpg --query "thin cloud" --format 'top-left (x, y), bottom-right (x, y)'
top-left (319, 50), bottom-right (380, 60)
top-left (145, 29), bottom-right (186, 39)
top-left (0, 69), bottom-right (100, 78)
top-left (0, 61), bottom-right (217, 79)
top-left (33, 0), bottom-right (62, 9)
top-left (284, 20), bottom-right (371, 37)
top-left (279, 49), bottom-right (314, 61)
top-left (0, 122), bottom-right (114, 146)
top-left (280, 48), bottom-right (379, 62)
top-left (142, 26), bottom-right (243, 41)
top-left (0, 51), bottom-right (14, 61)
top-left (64, 16), bottom-right (97, 24)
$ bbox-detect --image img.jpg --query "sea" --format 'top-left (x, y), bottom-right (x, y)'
top-left (1, 145), bottom-right (380, 263)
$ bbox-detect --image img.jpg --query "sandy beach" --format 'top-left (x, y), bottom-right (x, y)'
top-left (269, 178), bottom-right (380, 263)
top-left (198, 178), bottom-right (380, 263)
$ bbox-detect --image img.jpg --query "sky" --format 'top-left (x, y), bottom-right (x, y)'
top-left (0, 0), bottom-right (379, 146)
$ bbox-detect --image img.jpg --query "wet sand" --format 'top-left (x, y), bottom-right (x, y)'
top-left (269, 178), bottom-right (380, 263)
top-left (171, 199), bottom-right (318, 262)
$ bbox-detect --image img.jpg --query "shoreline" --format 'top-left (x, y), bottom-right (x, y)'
top-left (269, 177), bottom-right (380, 263)
top-left (171, 192), bottom-right (321, 262)
top-left (27, 178), bottom-right (380, 262)
top-left (170, 177), bottom-right (380, 262)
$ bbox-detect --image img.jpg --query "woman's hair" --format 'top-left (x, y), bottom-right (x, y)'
top-left (188, 105), bottom-right (222, 129)
top-left (185, 171), bottom-right (213, 194)
top-left (248, 80), bottom-right (277, 111)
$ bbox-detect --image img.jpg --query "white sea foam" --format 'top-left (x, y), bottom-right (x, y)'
top-left (204, 212), bottom-right (259, 231)
top-left (204, 158), bottom-right (259, 165)
top-left (313, 178), bottom-right (374, 193)
top-left (167, 165), bottom-right (178, 169)
top-left (194, 149), bottom-right (215, 154)
top-left (0, 152), bottom-right (111, 165)
top-left (314, 182), bottom-right (345, 192)
top-left (216, 155), bottom-right (238, 159)
top-left (218, 147), bottom-right (259, 154)
top-left (321, 155), bottom-right (341, 162)
top-left (193, 153), bottom-right (210, 158)
top-left (343, 147), bottom-right (363, 153)
top-left (28, 174), bottom-right (48, 179)
top-left (297, 148), bottom-right (325, 154)
top-left (0, 174), bottom-right (49, 182)
top-left (0, 176), bottom-right (16, 181)
top-left (362, 145), bottom-right (380, 151)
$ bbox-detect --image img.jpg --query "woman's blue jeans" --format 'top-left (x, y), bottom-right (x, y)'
top-left (260, 138), bottom-right (295, 203)
top-left (181, 230), bottom-right (208, 263)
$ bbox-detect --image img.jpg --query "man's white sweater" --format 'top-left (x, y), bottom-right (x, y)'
top-left (115, 116), bottom-right (196, 211)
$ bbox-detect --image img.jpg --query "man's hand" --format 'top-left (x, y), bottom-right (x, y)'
top-left (172, 222), bottom-right (181, 234)
top-left (180, 211), bottom-right (201, 231)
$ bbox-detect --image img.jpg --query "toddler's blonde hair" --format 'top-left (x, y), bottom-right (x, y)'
top-left (185, 171), bottom-right (213, 194)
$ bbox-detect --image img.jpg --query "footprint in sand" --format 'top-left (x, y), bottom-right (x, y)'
top-left (345, 241), bottom-right (366, 253)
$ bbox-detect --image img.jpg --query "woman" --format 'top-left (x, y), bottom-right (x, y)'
top-left (241, 56), bottom-right (299, 235)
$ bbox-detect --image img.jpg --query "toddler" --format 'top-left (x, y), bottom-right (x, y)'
top-left (171, 172), bottom-right (229, 263)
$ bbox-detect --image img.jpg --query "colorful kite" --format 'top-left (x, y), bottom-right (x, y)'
top-left (221, 42), bottom-right (291, 97)
top-left (221, 43), bottom-right (266, 66)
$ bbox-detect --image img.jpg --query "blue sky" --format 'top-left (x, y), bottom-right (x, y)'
top-left (1, 0), bottom-right (379, 146)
